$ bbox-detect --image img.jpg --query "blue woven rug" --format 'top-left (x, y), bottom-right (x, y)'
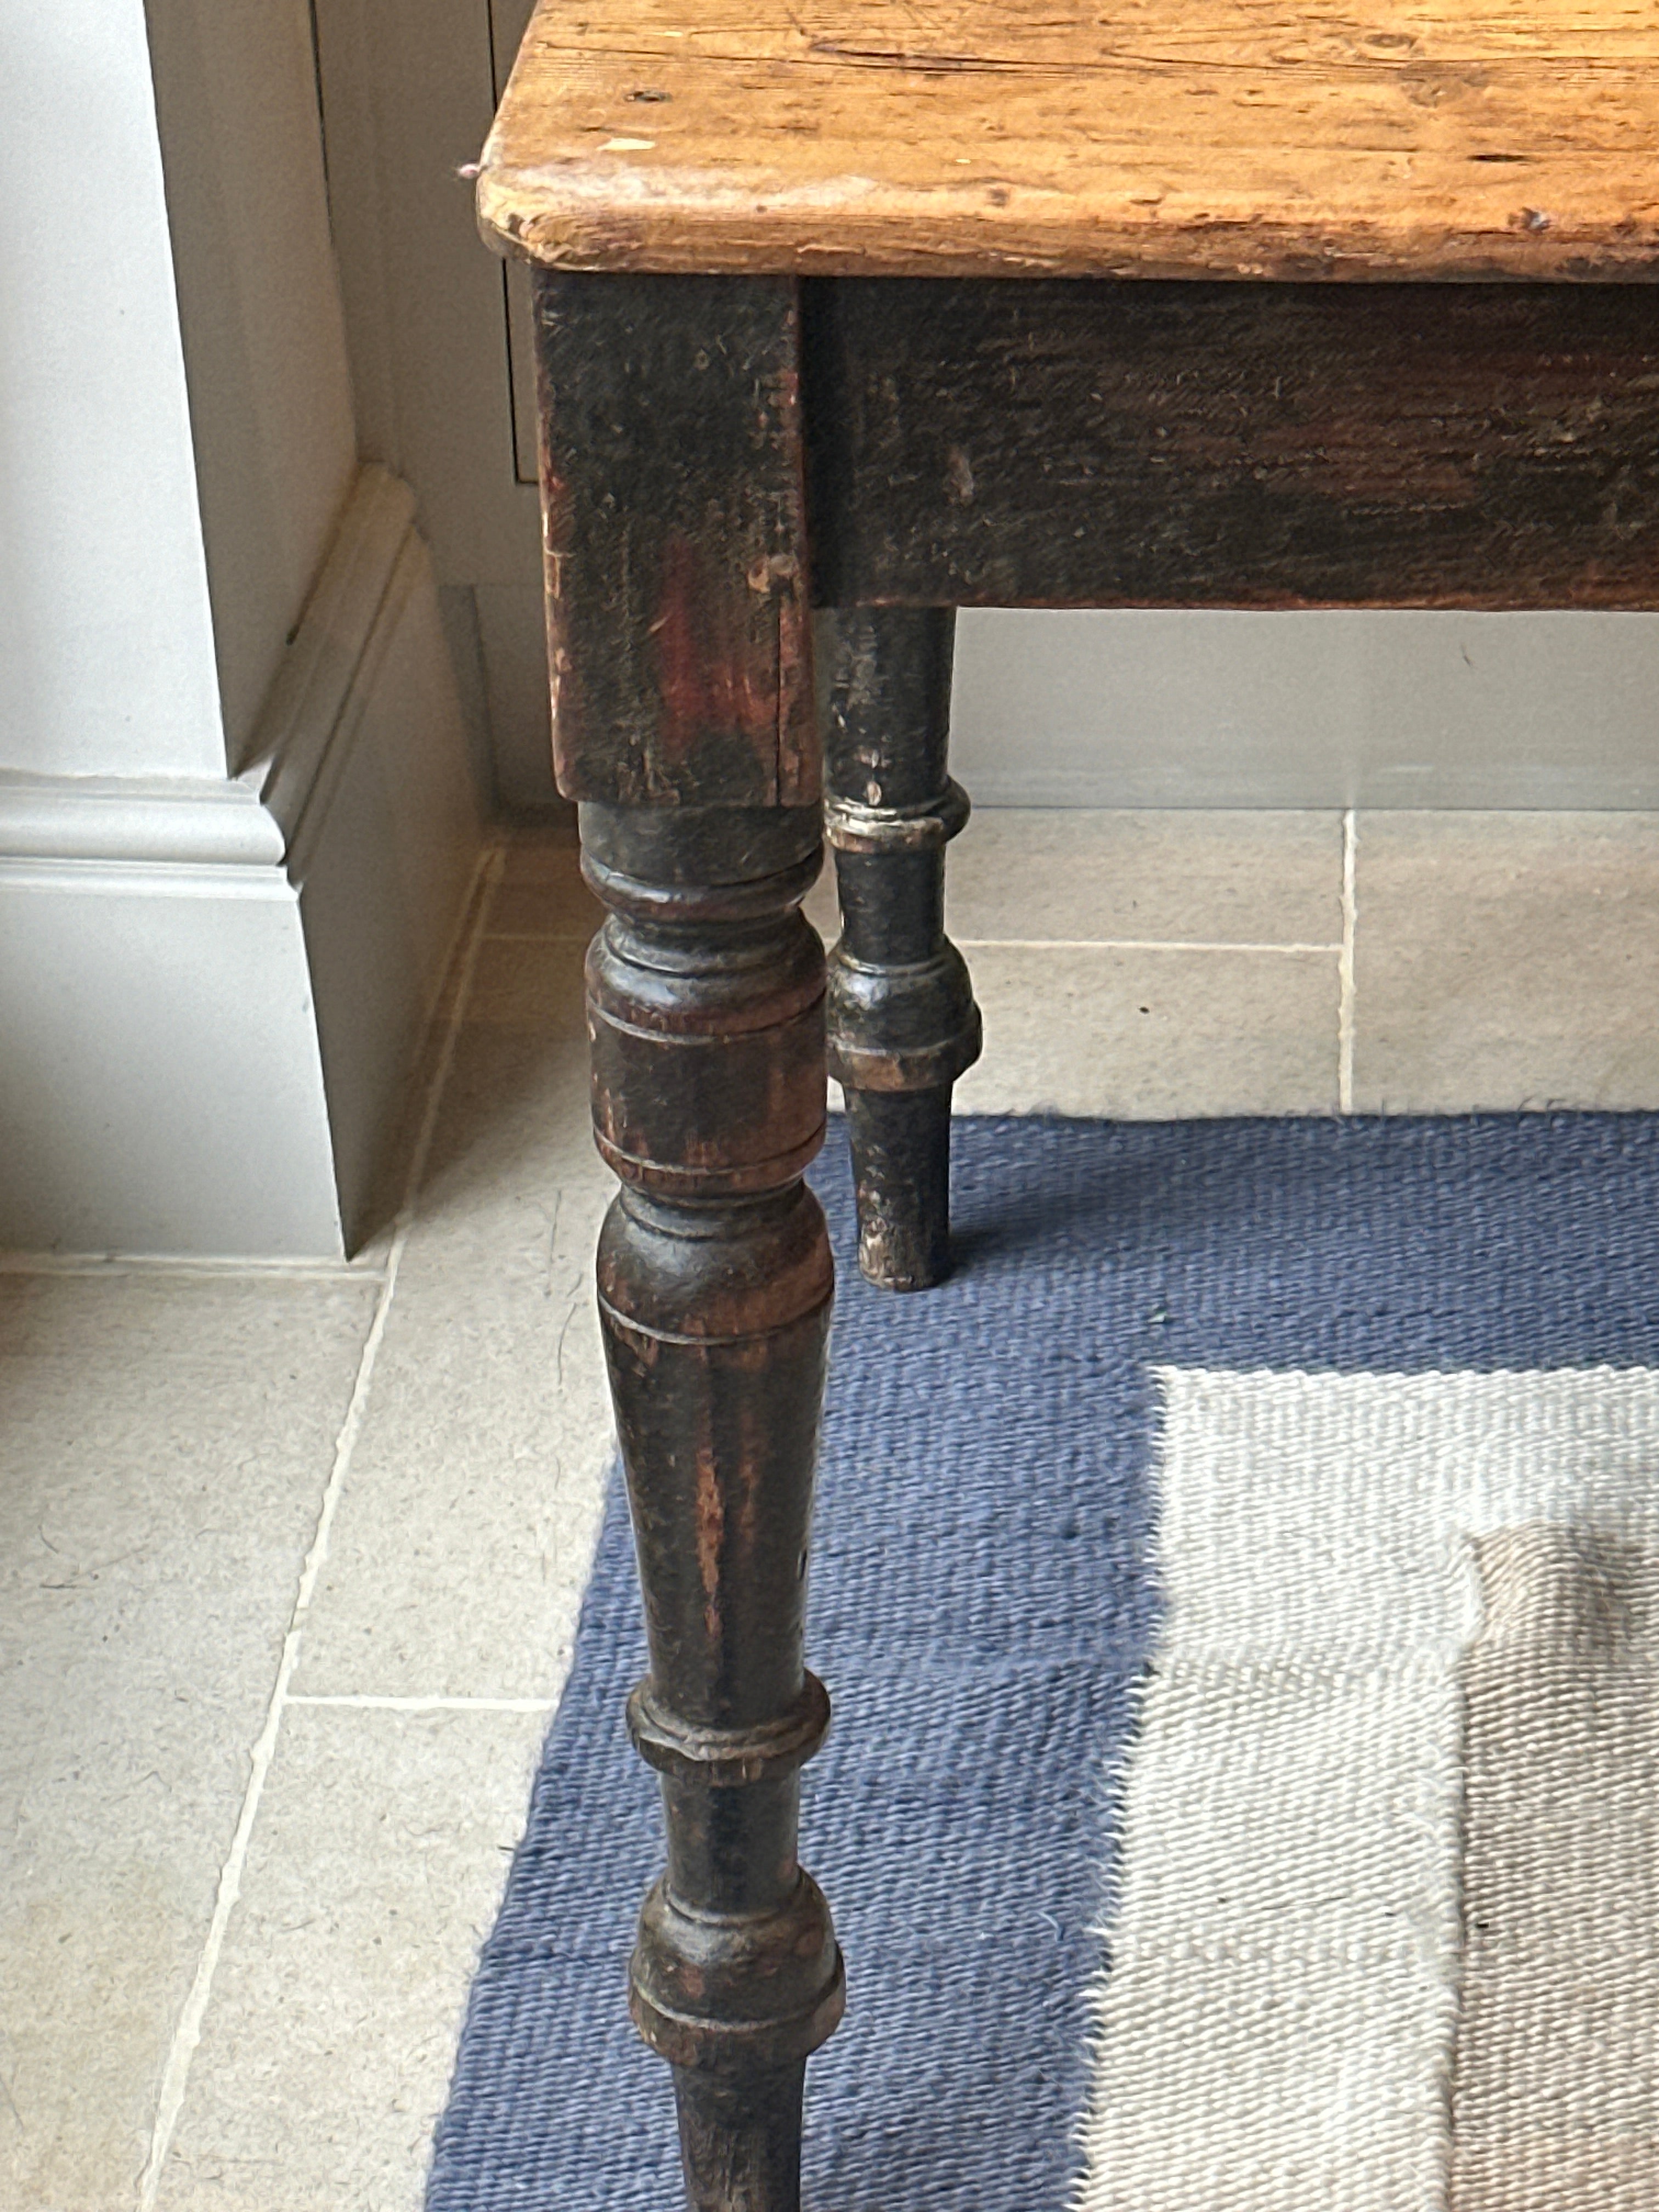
top-left (428, 1115), bottom-right (1659, 2212)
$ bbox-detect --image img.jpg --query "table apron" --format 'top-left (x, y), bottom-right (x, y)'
top-left (803, 276), bottom-right (1659, 612)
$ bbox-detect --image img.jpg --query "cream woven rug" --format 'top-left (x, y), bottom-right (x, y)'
top-left (1082, 1367), bottom-right (1659, 2212)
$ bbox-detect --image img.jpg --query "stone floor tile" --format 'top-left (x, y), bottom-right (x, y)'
top-left (497, 817), bottom-right (579, 881)
top-left (488, 836), bottom-right (602, 941)
top-left (956, 944), bottom-right (1340, 1119)
top-left (803, 856), bottom-right (840, 942)
top-left (294, 933), bottom-right (614, 1700)
top-left (152, 1705), bottom-right (548, 2212)
top-left (287, 1265), bottom-right (613, 1701)
top-left (1352, 811), bottom-right (1659, 1113)
top-left (946, 809), bottom-right (1345, 946)
top-left (0, 1275), bottom-right (376, 2211)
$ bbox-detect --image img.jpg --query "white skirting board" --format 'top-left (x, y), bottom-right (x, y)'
top-left (951, 608), bottom-right (1659, 809)
top-left (0, 466), bottom-right (482, 1259)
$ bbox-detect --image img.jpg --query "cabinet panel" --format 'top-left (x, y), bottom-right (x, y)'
top-left (491, 0), bottom-right (541, 486)
top-left (312, 0), bottom-right (554, 800)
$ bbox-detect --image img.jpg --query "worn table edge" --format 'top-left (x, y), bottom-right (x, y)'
top-left (476, 170), bottom-right (1659, 283)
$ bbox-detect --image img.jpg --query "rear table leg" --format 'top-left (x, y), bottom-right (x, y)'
top-left (822, 607), bottom-right (982, 1290)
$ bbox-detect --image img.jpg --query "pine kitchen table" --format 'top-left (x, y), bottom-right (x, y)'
top-left (476, 7), bottom-right (1659, 2203)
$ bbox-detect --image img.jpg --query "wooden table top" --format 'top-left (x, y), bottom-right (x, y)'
top-left (478, 0), bottom-right (1659, 281)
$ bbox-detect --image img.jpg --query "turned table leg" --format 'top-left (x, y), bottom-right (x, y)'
top-left (583, 803), bottom-right (844, 2210)
top-left (530, 267), bottom-right (842, 2205)
top-left (822, 607), bottom-right (983, 1290)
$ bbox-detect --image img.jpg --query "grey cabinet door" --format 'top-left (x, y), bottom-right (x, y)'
top-left (312, 0), bottom-right (555, 805)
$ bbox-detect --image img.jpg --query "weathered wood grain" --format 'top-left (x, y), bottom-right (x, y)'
top-left (805, 279), bottom-right (1659, 608)
top-left (533, 271), bottom-right (817, 805)
top-left (479, 0), bottom-right (1659, 281)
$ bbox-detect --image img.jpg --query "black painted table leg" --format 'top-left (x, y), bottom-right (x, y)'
top-left (822, 607), bottom-right (983, 1290)
top-left (582, 802), bottom-right (843, 2212)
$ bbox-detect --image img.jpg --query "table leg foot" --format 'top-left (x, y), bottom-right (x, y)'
top-left (823, 607), bottom-right (981, 1291)
top-left (674, 2066), bottom-right (806, 2212)
top-left (843, 1087), bottom-right (952, 1291)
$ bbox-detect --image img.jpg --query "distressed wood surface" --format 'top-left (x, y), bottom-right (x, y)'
top-left (805, 278), bottom-right (1659, 608)
top-left (534, 271), bottom-right (816, 806)
top-left (478, 0), bottom-right (1659, 281)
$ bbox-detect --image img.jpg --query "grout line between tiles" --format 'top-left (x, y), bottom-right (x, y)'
top-left (1339, 809), bottom-right (1357, 1114)
top-left (0, 1253), bottom-right (384, 1281)
top-left (287, 1694), bottom-right (560, 1712)
top-left (430, 843), bottom-right (500, 1006)
top-left (954, 938), bottom-right (1344, 955)
top-left (138, 843), bottom-right (507, 2212)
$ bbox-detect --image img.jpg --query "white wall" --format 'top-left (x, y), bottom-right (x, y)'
top-left (0, 0), bottom-right (481, 1256)
top-left (0, 0), bottom-right (224, 778)
top-left (143, 0), bottom-right (359, 764)
top-left (953, 611), bottom-right (1659, 809)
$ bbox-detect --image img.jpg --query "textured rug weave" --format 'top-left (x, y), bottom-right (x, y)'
top-left (428, 1114), bottom-right (1659, 2212)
